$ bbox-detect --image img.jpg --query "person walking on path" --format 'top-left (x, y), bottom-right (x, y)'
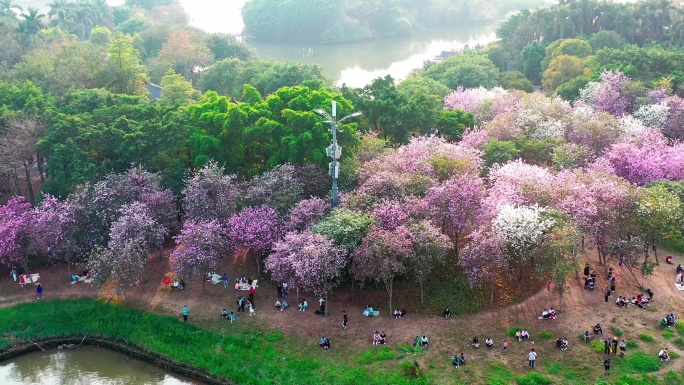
top-left (604, 358), bottom-right (611, 376)
top-left (342, 311), bottom-right (348, 329)
top-left (610, 277), bottom-right (616, 293)
top-left (249, 302), bottom-right (255, 317)
top-left (249, 286), bottom-right (255, 304)
top-left (36, 283), bottom-right (44, 299)
top-left (528, 349), bottom-right (537, 369)
top-left (503, 340), bottom-right (508, 351)
top-left (277, 283), bottom-right (283, 300)
top-left (11, 266), bottom-right (17, 282)
top-left (222, 273), bottom-right (228, 288)
top-left (237, 296), bottom-right (246, 312)
top-left (182, 305), bottom-right (189, 322)
top-left (604, 288), bottom-right (611, 304)
top-left (546, 282), bottom-right (551, 292)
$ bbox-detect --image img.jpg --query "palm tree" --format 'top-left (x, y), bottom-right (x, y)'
top-left (17, 7), bottom-right (46, 48)
top-left (0, 0), bottom-right (21, 18)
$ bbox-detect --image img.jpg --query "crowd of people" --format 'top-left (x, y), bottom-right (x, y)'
top-left (555, 338), bottom-right (569, 351)
top-left (373, 331), bottom-right (387, 345)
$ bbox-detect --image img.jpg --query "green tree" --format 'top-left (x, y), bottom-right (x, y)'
top-left (17, 7), bottom-right (46, 49)
top-left (206, 33), bottom-right (257, 62)
top-left (542, 55), bottom-right (586, 92)
top-left (482, 138), bottom-right (520, 168)
top-left (588, 30), bottom-right (624, 52)
top-left (519, 41), bottom-right (546, 85)
top-left (436, 109), bottom-right (475, 142)
top-left (421, 52), bottom-right (500, 89)
top-left (160, 69), bottom-right (199, 106)
top-left (105, 32), bottom-right (147, 95)
top-left (637, 185), bottom-right (684, 264)
top-left (499, 71), bottom-right (534, 92)
top-left (554, 75), bottom-right (591, 101)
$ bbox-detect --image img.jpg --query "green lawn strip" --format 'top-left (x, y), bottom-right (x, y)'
top-left (0, 299), bottom-right (427, 385)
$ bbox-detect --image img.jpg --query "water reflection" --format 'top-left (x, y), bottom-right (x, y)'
top-left (0, 346), bottom-right (199, 385)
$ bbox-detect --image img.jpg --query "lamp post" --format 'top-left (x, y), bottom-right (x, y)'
top-left (315, 101), bottom-right (361, 207)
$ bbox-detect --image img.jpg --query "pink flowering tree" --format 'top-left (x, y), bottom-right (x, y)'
top-left (351, 225), bottom-right (414, 314)
top-left (88, 202), bottom-right (167, 296)
top-left (247, 163), bottom-right (304, 214)
top-left (458, 228), bottom-right (505, 304)
top-left (183, 161), bottom-right (242, 223)
top-left (580, 70), bottom-right (631, 116)
top-left (32, 194), bottom-right (78, 275)
top-left (287, 197), bottom-right (330, 233)
top-left (408, 220), bottom-right (452, 304)
top-left (170, 219), bottom-right (230, 293)
top-left (664, 96), bottom-right (684, 140)
top-left (421, 175), bottom-right (484, 253)
top-left (372, 200), bottom-right (412, 231)
top-left (228, 205), bottom-right (283, 275)
top-left (141, 189), bottom-right (178, 232)
top-left (265, 231), bottom-right (347, 315)
top-left (0, 197), bottom-right (35, 275)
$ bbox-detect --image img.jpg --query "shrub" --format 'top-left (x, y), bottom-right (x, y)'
top-left (639, 334), bottom-right (655, 343)
top-left (621, 352), bottom-right (661, 373)
top-left (357, 346), bottom-right (395, 364)
top-left (590, 339), bottom-right (605, 353)
top-left (647, 306), bottom-right (658, 313)
top-left (516, 371), bottom-right (553, 385)
top-left (611, 327), bottom-right (623, 337)
top-left (264, 332), bottom-right (283, 342)
top-left (669, 351), bottom-right (680, 359)
top-left (626, 341), bottom-right (638, 348)
top-left (539, 331), bottom-right (553, 340)
top-left (663, 328), bottom-right (675, 340)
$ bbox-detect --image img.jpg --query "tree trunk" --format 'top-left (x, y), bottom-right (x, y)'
top-left (36, 151), bottom-right (44, 182)
top-left (419, 279), bottom-right (424, 305)
top-left (387, 278), bottom-right (393, 316)
top-left (202, 276), bottom-right (206, 295)
top-left (652, 239), bottom-right (659, 265)
top-left (23, 159), bottom-right (35, 205)
top-left (490, 279), bottom-right (495, 305)
top-left (325, 293), bottom-right (328, 317)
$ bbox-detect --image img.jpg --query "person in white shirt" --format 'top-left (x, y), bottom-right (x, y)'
top-left (528, 349), bottom-right (538, 368)
top-left (485, 338), bottom-right (494, 347)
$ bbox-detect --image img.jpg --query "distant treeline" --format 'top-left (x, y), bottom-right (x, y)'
top-left (242, 0), bottom-right (545, 44)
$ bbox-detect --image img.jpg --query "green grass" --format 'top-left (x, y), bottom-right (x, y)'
top-left (663, 328), bottom-right (675, 340)
top-left (484, 363), bottom-right (514, 385)
top-left (357, 346), bottom-right (395, 364)
top-left (627, 341), bottom-right (638, 349)
top-left (539, 331), bottom-right (553, 339)
top-left (639, 334), bottom-right (656, 343)
top-left (647, 306), bottom-right (658, 313)
top-left (619, 352), bottom-right (662, 373)
top-left (590, 339), bottom-right (605, 353)
top-left (611, 327), bottom-right (623, 337)
top-left (516, 371), bottom-right (553, 385)
top-left (507, 326), bottom-right (529, 337)
top-left (674, 337), bottom-right (684, 349)
top-left (0, 299), bottom-right (428, 385)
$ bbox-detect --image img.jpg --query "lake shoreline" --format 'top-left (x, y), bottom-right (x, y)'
top-left (0, 335), bottom-right (226, 385)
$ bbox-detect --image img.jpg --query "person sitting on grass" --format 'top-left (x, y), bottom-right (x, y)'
top-left (459, 353), bottom-right (466, 365)
top-left (472, 337), bottom-right (480, 348)
top-left (583, 331), bottom-right (590, 342)
top-left (421, 335), bottom-right (429, 347)
top-left (521, 330), bottom-right (530, 340)
top-left (228, 312), bottom-right (236, 323)
top-left (485, 338), bottom-right (493, 348)
top-left (515, 330), bottom-right (522, 341)
top-left (541, 309), bottom-right (550, 319)
top-left (394, 309), bottom-right (401, 319)
top-left (380, 332), bottom-right (387, 345)
top-left (659, 348), bottom-right (670, 361)
top-left (399, 309), bottom-right (406, 317)
top-left (556, 338), bottom-right (563, 349)
top-left (619, 340), bottom-right (627, 352)
top-left (666, 255), bottom-right (673, 264)
top-left (319, 336), bottom-right (330, 350)
top-left (594, 323), bottom-right (603, 336)
top-left (221, 309), bottom-right (228, 319)
top-left (560, 338), bottom-right (568, 351)
top-left (452, 355), bottom-right (460, 368)
top-left (275, 300), bottom-right (283, 311)
top-left (549, 308), bottom-right (556, 319)
top-left (444, 308), bottom-right (451, 319)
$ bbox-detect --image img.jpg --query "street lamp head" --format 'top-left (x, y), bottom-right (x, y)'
top-left (339, 111), bottom-right (362, 123)
top-left (314, 109), bottom-right (331, 119)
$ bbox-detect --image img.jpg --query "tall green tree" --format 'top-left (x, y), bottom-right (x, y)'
top-left (105, 32), bottom-right (147, 95)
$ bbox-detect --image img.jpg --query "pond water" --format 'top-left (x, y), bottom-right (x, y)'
top-left (0, 346), bottom-right (201, 385)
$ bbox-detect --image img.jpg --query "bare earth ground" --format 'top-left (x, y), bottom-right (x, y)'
top-left (1, 247), bottom-right (683, 384)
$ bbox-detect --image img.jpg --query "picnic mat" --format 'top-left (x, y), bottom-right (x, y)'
top-left (675, 283), bottom-right (684, 291)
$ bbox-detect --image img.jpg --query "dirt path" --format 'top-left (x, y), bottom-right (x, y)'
top-left (1, 248), bottom-right (683, 383)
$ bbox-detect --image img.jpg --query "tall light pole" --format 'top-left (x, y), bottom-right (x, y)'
top-left (315, 101), bottom-right (361, 207)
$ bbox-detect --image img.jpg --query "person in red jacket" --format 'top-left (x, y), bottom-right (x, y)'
top-left (249, 285), bottom-right (255, 304)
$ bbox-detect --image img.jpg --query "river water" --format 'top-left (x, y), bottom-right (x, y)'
top-left (0, 346), bottom-right (200, 385)
top-left (19, 0), bottom-right (502, 87)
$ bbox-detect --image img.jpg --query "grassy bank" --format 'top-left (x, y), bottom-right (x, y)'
top-left (0, 299), bottom-right (427, 385)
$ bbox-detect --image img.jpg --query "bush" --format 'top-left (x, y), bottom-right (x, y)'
top-left (647, 306), bottom-right (658, 313)
top-left (539, 331), bottom-right (553, 340)
top-left (516, 371), bottom-right (553, 385)
top-left (621, 352), bottom-right (661, 373)
top-left (611, 327), bottom-right (623, 337)
top-left (357, 346), bottom-right (395, 364)
top-left (639, 334), bottom-right (655, 343)
top-left (663, 328), bottom-right (675, 340)
top-left (590, 339), bottom-right (605, 353)
top-left (264, 331), bottom-right (283, 342)
top-left (627, 341), bottom-right (638, 348)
